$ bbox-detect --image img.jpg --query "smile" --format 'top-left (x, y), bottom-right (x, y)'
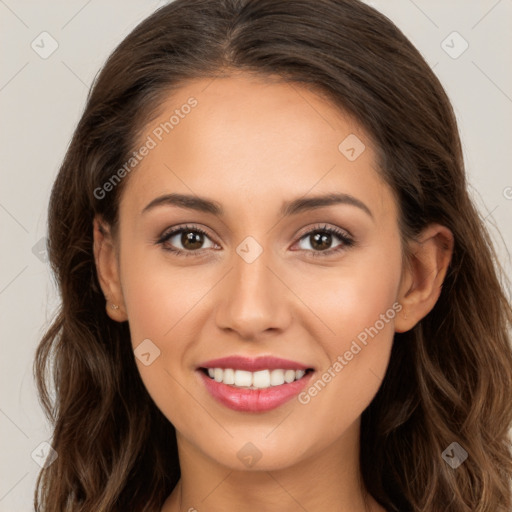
top-left (202, 367), bottom-right (310, 389)
top-left (196, 356), bottom-right (315, 412)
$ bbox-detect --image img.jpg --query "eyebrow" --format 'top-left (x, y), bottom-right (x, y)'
top-left (141, 192), bottom-right (373, 219)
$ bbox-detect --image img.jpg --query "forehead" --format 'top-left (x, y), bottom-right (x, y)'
top-left (121, 74), bottom-right (395, 223)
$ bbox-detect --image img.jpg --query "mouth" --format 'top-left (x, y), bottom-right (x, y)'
top-left (196, 356), bottom-right (315, 412)
top-left (199, 367), bottom-right (314, 389)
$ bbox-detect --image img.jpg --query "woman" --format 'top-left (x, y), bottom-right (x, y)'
top-left (34, 0), bottom-right (512, 510)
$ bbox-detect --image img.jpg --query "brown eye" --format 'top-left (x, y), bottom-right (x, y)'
top-left (180, 230), bottom-right (205, 250)
top-left (308, 231), bottom-right (333, 251)
top-left (157, 225), bottom-right (217, 255)
top-left (296, 225), bottom-right (354, 255)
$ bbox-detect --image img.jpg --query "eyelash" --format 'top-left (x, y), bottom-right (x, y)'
top-left (155, 223), bottom-right (355, 258)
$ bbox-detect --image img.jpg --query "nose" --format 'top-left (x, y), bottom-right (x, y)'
top-left (215, 246), bottom-right (292, 340)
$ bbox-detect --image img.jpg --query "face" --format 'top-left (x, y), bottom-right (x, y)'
top-left (104, 74), bottom-right (407, 471)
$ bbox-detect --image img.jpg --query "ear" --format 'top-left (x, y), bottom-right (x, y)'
top-left (394, 224), bottom-right (454, 333)
top-left (92, 216), bottom-right (127, 322)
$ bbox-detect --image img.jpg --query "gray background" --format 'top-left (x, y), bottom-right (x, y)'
top-left (1, 1), bottom-right (511, 510)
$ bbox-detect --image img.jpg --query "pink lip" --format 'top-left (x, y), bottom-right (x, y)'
top-left (198, 370), bottom-right (313, 412)
top-left (197, 356), bottom-right (312, 372)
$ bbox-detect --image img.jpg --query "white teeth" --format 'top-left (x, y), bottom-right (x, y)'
top-left (223, 368), bottom-right (235, 385)
top-left (284, 369), bottom-right (296, 383)
top-left (204, 368), bottom-right (309, 389)
top-left (252, 370), bottom-right (271, 388)
top-left (270, 369), bottom-right (285, 386)
top-left (234, 370), bottom-right (252, 387)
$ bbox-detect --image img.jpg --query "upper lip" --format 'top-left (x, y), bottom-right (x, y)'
top-left (197, 356), bottom-right (313, 372)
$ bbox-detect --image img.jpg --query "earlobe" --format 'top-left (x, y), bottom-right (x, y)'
top-left (92, 216), bottom-right (128, 322)
top-left (394, 224), bottom-right (453, 333)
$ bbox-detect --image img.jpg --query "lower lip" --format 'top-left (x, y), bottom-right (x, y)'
top-left (198, 370), bottom-right (313, 412)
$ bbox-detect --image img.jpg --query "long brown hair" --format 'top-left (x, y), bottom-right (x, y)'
top-left (34, 0), bottom-right (512, 510)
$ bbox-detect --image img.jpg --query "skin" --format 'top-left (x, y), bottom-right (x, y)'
top-left (93, 73), bottom-right (453, 512)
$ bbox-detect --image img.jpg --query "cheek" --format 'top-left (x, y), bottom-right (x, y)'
top-left (119, 255), bottom-right (208, 429)
top-left (290, 244), bottom-right (402, 419)
top-left (120, 245), bottom-right (209, 346)
top-left (118, 242), bottom-right (225, 392)
top-left (297, 242), bottom-right (402, 350)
